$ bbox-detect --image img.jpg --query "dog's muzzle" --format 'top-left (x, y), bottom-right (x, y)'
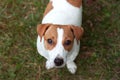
top-left (54, 57), bottom-right (64, 66)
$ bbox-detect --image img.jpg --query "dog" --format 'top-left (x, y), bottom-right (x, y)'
top-left (37, 0), bottom-right (84, 74)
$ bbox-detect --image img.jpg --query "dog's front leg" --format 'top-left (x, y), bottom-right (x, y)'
top-left (66, 60), bottom-right (77, 74)
top-left (66, 53), bottom-right (78, 74)
top-left (66, 52), bottom-right (78, 74)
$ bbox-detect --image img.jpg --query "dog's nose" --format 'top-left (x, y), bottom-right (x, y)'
top-left (54, 58), bottom-right (64, 66)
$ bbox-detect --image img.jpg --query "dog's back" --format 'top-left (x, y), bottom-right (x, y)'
top-left (42, 0), bottom-right (82, 26)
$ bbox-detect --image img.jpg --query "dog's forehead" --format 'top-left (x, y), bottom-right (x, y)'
top-left (45, 25), bottom-right (57, 36)
top-left (45, 25), bottom-right (73, 37)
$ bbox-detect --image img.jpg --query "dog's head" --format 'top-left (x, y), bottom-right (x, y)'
top-left (37, 24), bottom-right (84, 67)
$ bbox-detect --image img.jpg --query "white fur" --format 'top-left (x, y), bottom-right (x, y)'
top-left (42, 0), bottom-right (82, 26)
top-left (37, 0), bottom-right (82, 74)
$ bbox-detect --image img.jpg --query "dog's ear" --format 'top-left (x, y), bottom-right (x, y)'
top-left (69, 25), bottom-right (84, 43)
top-left (37, 24), bottom-right (51, 41)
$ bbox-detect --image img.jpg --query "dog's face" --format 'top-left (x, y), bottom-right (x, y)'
top-left (37, 24), bottom-right (83, 68)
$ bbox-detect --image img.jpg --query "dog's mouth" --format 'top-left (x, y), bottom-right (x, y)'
top-left (55, 63), bottom-right (65, 68)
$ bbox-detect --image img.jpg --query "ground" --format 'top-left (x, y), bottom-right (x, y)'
top-left (0, 0), bottom-right (120, 80)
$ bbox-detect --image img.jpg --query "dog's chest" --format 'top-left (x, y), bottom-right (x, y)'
top-left (42, 0), bottom-right (82, 26)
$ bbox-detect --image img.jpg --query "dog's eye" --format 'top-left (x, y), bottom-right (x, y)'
top-left (47, 39), bottom-right (53, 44)
top-left (64, 40), bottom-right (71, 46)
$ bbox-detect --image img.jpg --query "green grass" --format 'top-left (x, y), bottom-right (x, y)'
top-left (0, 0), bottom-right (120, 80)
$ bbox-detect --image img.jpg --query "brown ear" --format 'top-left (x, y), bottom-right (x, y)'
top-left (69, 25), bottom-right (84, 42)
top-left (37, 24), bottom-right (51, 41)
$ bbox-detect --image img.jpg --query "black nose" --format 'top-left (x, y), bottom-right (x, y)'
top-left (54, 58), bottom-right (64, 66)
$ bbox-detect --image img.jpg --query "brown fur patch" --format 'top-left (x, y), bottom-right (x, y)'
top-left (67, 0), bottom-right (82, 8)
top-left (44, 25), bottom-right (58, 50)
top-left (62, 26), bottom-right (74, 51)
top-left (43, 1), bottom-right (53, 17)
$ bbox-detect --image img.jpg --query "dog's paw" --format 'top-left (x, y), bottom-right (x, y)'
top-left (46, 60), bottom-right (54, 69)
top-left (67, 61), bottom-right (77, 74)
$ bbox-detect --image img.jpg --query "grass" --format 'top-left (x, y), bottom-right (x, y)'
top-left (0, 0), bottom-right (120, 80)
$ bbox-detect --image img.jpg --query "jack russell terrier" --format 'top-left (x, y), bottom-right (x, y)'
top-left (37, 0), bottom-right (84, 74)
